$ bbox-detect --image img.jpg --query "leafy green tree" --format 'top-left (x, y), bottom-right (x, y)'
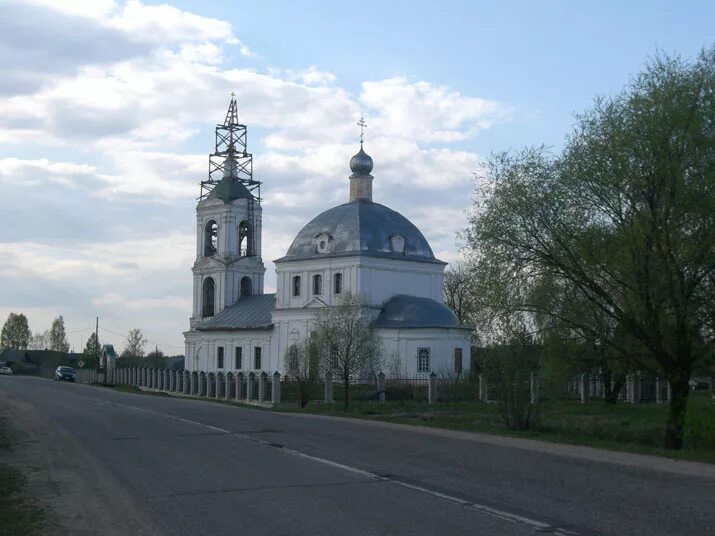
top-left (49, 316), bottom-right (70, 352)
top-left (121, 328), bottom-right (147, 359)
top-left (83, 333), bottom-right (101, 358)
top-left (311, 293), bottom-right (383, 411)
top-left (465, 49), bottom-right (715, 450)
top-left (1, 313), bottom-right (31, 350)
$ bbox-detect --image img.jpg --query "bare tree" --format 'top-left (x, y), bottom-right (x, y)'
top-left (28, 330), bottom-right (50, 350)
top-left (443, 261), bottom-right (475, 325)
top-left (311, 293), bottom-right (383, 411)
top-left (285, 339), bottom-right (314, 408)
top-left (121, 328), bottom-right (147, 359)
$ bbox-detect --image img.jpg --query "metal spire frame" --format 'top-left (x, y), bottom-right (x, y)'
top-left (199, 94), bottom-right (262, 202)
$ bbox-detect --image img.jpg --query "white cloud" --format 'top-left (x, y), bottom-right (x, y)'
top-left (0, 0), bottom-right (508, 351)
top-left (360, 77), bottom-right (511, 143)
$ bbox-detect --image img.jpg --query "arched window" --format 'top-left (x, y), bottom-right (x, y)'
top-left (240, 276), bottom-right (252, 298)
top-left (292, 275), bottom-right (301, 297)
top-left (333, 273), bottom-right (342, 295)
top-left (312, 274), bottom-right (322, 295)
top-left (238, 221), bottom-right (252, 257)
top-left (204, 220), bottom-right (218, 256)
top-left (202, 277), bottom-right (215, 317)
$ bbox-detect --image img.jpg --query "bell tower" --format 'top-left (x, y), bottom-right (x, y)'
top-left (190, 95), bottom-right (265, 328)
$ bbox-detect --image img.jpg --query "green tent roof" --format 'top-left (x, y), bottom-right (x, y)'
top-left (207, 178), bottom-right (254, 203)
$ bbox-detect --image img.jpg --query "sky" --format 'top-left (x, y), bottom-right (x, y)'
top-left (0, 0), bottom-right (713, 354)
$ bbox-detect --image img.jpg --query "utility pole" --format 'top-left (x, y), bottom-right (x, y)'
top-left (95, 317), bottom-right (99, 356)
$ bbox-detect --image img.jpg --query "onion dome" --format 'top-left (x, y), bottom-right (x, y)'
top-left (349, 146), bottom-right (373, 175)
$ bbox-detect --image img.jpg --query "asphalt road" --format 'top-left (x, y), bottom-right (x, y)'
top-left (1, 376), bottom-right (713, 536)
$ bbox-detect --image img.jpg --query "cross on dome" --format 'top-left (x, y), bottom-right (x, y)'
top-left (357, 116), bottom-right (367, 146)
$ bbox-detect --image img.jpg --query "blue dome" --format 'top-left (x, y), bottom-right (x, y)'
top-left (373, 295), bottom-right (468, 329)
top-left (276, 200), bottom-right (442, 264)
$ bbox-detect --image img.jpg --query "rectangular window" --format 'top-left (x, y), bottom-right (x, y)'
top-left (334, 272), bottom-right (342, 294)
top-left (217, 346), bottom-right (224, 369)
top-left (454, 348), bottom-right (463, 374)
top-left (254, 347), bottom-right (262, 370)
top-left (417, 347), bottom-right (430, 373)
top-left (235, 347), bottom-right (243, 369)
top-left (292, 275), bottom-right (301, 297)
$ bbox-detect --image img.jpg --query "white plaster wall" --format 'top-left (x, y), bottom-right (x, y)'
top-left (377, 328), bottom-right (471, 377)
top-left (184, 330), bottom-right (274, 373)
top-left (274, 256), bottom-right (444, 309)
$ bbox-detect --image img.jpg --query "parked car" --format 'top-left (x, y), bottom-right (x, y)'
top-left (689, 378), bottom-right (709, 390)
top-left (55, 366), bottom-right (76, 382)
top-left (0, 366), bottom-right (13, 375)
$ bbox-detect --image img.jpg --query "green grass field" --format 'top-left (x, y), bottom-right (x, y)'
top-left (280, 390), bottom-right (715, 463)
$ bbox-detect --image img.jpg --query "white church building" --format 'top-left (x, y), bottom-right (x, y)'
top-left (183, 98), bottom-right (471, 377)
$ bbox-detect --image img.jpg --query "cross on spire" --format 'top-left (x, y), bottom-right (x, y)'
top-left (357, 116), bottom-right (367, 146)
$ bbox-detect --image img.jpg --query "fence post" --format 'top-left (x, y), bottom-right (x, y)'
top-left (207, 373), bottom-right (215, 397)
top-left (325, 372), bottom-right (333, 404)
top-left (580, 373), bottom-right (590, 404)
top-left (236, 372), bottom-right (244, 400)
top-left (198, 372), bottom-right (205, 396)
top-left (226, 372), bottom-right (234, 399)
top-left (259, 372), bottom-right (267, 402)
top-left (247, 372), bottom-right (255, 400)
top-left (530, 370), bottom-right (540, 405)
top-left (215, 373), bottom-right (223, 399)
top-left (272, 372), bottom-right (281, 404)
top-left (428, 372), bottom-right (437, 404)
top-left (628, 374), bottom-right (639, 404)
top-left (183, 371), bottom-right (190, 394)
top-left (479, 374), bottom-right (488, 402)
top-left (377, 372), bottom-right (386, 404)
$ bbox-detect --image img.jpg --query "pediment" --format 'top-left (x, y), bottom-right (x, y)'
top-left (303, 297), bottom-right (328, 308)
top-left (193, 256), bottom-right (225, 271)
